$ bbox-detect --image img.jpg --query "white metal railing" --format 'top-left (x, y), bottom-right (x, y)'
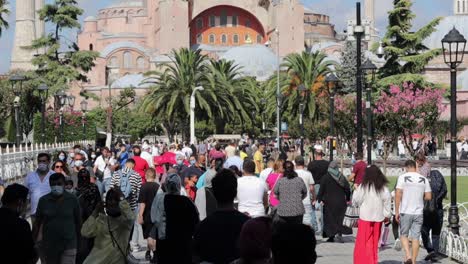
top-left (339, 167), bottom-right (468, 177)
top-left (440, 202), bottom-right (468, 263)
top-left (0, 140), bottom-right (94, 184)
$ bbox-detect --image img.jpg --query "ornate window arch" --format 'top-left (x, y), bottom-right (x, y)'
top-left (196, 34), bottom-right (203, 44)
top-left (108, 56), bottom-right (119, 67)
top-left (209, 34), bottom-right (215, 44)
top-left (221, 34), bottom-right (227, 44)
top-left (233, 34), bottom-right (239, 44)
top-left (136, 56), bottom-right (146, 69)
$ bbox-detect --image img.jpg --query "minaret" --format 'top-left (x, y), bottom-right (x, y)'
top-left (35, 0), bottom-right (44, 39)
top-left (364, 0), bottom-right (376, 44)
top-left (454, 0), bottom-right (468, 15)
top-left (10, 0), bottom-right (37, 70)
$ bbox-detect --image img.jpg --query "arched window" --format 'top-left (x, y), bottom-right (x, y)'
top-left (232, 15), bottom-right (238, 27)
top-left (221, 34), bottom-right (227, 44)
top-left (196, 18), bottom-right (203, 29)
top-left (220, 10), bottom-right (227, 27)
top-left (137, 56), bottom-right (146, 69)
top-left (127, 12), bottom-right (133, 24)
top-left (123, 51), bottom-right (132, 68)
top-left (245, 34), bottom-right (251, 42)
top-left (196, 34), bottom-right (203, 44)
top-left (108, 56), bottom-right (118, 67)
top-left (209, 15), bottom-right (216, 27)
top-left (209, 34), bottom-right (215, 44)
top-left (257, 35), bottom-right (263, 43)
top-left (89, 43), bottom-right (93, 51)
top-left (233, 34), bottom-right (239, 44)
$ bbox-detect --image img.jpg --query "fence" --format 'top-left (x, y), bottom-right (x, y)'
top-left (440, 202), bottom-right (468, 263)
top-left (0, 140), bottom-right (94, 184)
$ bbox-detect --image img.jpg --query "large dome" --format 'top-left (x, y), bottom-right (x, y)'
top-left (220, 44), bottom-right (279, 81)
top-left (424, 16), bottom-right (468, 49)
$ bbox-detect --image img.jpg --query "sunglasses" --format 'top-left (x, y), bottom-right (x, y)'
top-left (55, 165), bottom-right (63, 169)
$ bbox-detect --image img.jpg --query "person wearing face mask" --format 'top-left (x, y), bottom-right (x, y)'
top-left (25, 153), bottom-right (54, 225)
top-left (57, 151), bottom-right (68, 163)
top-left (53, 160), bottom-right (71, 177)
top-left (89, 151), bottom-right (97, 167)
top-left (81, 188), bottom-right (134, 264)
top-left (32, 173), bottom-right (81, 264)
top-left (0, 184), bottom-right (38, 264)
top-left (132, 146), bottom-right (149, 184)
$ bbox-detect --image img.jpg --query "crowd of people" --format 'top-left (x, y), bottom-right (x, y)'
top-left (0, 139), bottom-right (449, 264)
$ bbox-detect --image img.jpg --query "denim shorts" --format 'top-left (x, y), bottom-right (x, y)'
top-left (400, 214), bottom-right (423, 240)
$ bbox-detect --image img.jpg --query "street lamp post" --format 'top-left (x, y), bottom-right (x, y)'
top-left (442, 27), bottom-right (466, 235)
top-left (325, 73), bottom-right (339, 162)
top-left (355, 2), bottom-right (364, 154)
top-left (361, 59), bottom-right (377, 165)
top-left (260, 98), bottom-right (267, 133)
top-left (81, 100), bottom-right (88, 140)
top-left (37, 84), bottom-right (49, 143)
top-left (299, 103), bottom-right (305, 156)
top-left (275, 29), bottom-right (281, 151)
top-left (55, 90), bottom-right (67, 142)
top-left (190, 86), bottom-right (204, 145)
top-left (10, 74), bottom-right (26, 147)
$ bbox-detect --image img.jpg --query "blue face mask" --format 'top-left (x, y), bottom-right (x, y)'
top-left (37, 163), bottom-right (49, 172)
top-left (177, 160), bottom-right (184, 166)
top-left (59, 155), bottom-right (66, 161)
top-left (190, 160), bottom-right (196, 166)
top-left (51, 185), bottom-right (64, 196)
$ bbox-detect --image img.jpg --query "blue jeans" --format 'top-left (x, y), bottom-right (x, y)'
top-left (97, 177), bottom-right (112, 195)
top-left (311, 184), bottom-right (323, 233)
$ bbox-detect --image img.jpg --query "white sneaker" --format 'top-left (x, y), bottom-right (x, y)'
top-left (393, 238), bottom-right (401, 251)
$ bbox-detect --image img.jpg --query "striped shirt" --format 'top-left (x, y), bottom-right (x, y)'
top-left (110, 168), bottom-right (142, 211)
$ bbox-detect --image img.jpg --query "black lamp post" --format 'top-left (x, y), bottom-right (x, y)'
top-left (55, 90), bottom-right (67, 142)
top-left (37, 84), bottom-right (49, 143)
top-left (325, 73), bottom-right (339, 162)
top-left (361, 59), bottom-right (377, 165)
top-left (260, 98), bottom-right (267, 133)
top-left (442, 27), bottom-right (466, 235)
top-left (80, 100), bottom-right (88, 140)
top-left (9, 74), bottom-right (26, 147)
top-left (298, 84), bottom-right (308, 157)
top-left (354, 2), bottom-right (364, 154)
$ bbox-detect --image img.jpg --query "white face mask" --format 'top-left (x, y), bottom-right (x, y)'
top-left (91, 154), bottom-right (96, 159)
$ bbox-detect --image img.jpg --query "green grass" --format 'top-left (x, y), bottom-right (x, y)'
top-left (387, 176), bottom-right (468, 204)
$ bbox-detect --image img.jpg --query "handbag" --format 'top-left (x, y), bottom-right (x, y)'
top-left (343, 204), bottom-right (360, 228)
top-left (107, 218), bottom-right (140, 264)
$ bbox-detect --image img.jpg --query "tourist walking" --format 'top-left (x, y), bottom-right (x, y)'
top-left (193, 169), bottom-right (250, 264)
top-left (137, 168), bottom-right (160, 263)
top-left (53, 160), bottom-right (70, 178)
top-left (317, 161), bottom-right (352, 242)
top-left (231, 217), bottom-right (273, 264)
top-left (295, 156), bottom-right (315, 227)
top-left (395, 160), bottom-right (432, 264)
top-left (307, 149), bottom-right (329, 234)
top-left (32, 173), bottom-right (81, 264)
top-left (273, 161), bottom-right (307, 224)
top-left (149, 173), bottom-right (199, 264)
top-left (132, 146), bottom-right (150, 183)
top-left (93, 147), bottom-right (117, 194)
top-left (0, 184), bottom-right (38, 264)
top-left (25, 153), bottom-right (54, 224)
top-left (352, 165), bottom-right (391, 264)
top-left (266, 159), bottom-right (284, 212)
top-left (75, 169), bottom-right (101, 264)
top-left (348, 152), bottom-right (367, 188)
top-left (81, 188), bottom-right (134, 264)
top-left (237, 159), bottom-right (268, 217)
top-left (416, 152), bottom-right (431, 177)
top-left (195, 167), bottom-right (218, 221)
top-left (253, 143), bottom-right (265, 175)
top-left (421, 169), bottom-right (447, 262)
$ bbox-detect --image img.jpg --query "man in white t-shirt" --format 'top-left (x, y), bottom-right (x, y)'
top-left (259, 159), bottom-right (275, 182)
top-left (182, 142), bottom-right (193, 158)
top-left (141, 145), bottom-right (154, 168)
top-left (93, 147), bottom-right (117, 194)
top-left (225, 140), bottom-right (237, 159)
top-left (395, 160), bottom-right (432, 264)
top-left (236, 159), bottom-right (268, 217)
top-left (295, 156), bottom-right (315, 227)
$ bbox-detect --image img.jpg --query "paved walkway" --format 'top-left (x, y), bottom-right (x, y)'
top-left (315, 231), bottom-right (457, 264)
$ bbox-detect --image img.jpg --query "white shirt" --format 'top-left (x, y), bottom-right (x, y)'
top-left (225, 145), bottom-right (236, 159)
top-left (296, 169), bottom-right (315, 204)
top-left (141, 151), bottom-right (154, 168)
top-left (412, 141), bottom-right (418, 150)
top-left (182, 147), bottom-right (193, 158)
top-left (94, 155), bottom-right (116, 179)
top-left (25, 170), bottom-right (54, 215)
top-left (237, 176), bottom-right (268, 217)
top-left (398, 140), bottom-right (406, 155)
top-left (151, 146), bottom-right (160, 157)
top-left (352, 185), bottom-right (392, 222)
top-left (259, 168), bottom-right (274, 182)
top-left (396, 172), bottom-right (432, 215)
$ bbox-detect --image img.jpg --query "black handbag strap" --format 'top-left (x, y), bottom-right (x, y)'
top-left (107, 217), bottom-right (129, 260)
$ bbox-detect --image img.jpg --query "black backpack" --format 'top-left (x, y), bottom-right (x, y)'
top-left (424, 170), bottom-right (447, 213)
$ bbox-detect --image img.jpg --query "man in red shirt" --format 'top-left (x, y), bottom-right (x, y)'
top-left (348, 152), bottom-right (367, 188)
top-left (132, 146), bottom-right (149, 183)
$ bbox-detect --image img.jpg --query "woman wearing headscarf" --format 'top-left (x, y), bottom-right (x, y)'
top-left (195, 169), bottom-right (217, 220)
top-left (317, 161), bottom-right (352, 242)
top-left (149, 173), bottom-right (199, 264)
top-left (76, 169), bottom-right (101, 264)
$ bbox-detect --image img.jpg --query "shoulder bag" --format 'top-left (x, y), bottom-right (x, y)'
top-left (107, 218), bottom-right (140, 264)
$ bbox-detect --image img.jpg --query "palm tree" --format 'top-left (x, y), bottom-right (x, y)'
top-left (141, 48), bottom-right (208, 140)
top-left (265, 51), bottom-right (334, 123)
top-left (0, 0), bottom-right (10, 37)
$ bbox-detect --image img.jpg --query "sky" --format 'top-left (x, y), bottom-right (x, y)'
top-left (0, 0), bottom-right (451, 73)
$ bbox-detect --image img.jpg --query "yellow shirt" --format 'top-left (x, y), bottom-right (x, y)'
top-left (240, 151), bottom-right (248, 160)
top-left (253, 150), bottom-right (264, 174)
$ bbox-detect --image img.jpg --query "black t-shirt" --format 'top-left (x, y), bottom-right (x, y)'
top-left (137, 182), bottom-right (160, 224)
top-left (307, 160), bottom-right (330, 184)
top-left (0, 208), bottom-right (37, 264)
top-left (193, 210), bottom-right (250, 264)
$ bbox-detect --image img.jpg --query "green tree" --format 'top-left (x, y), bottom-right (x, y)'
top-left (265, 51), bottom-right (334, 125)
top-left (378, 0), bottom-right (441, 85)
top-left (30, 0), bottom-right (98, 94)
top-left (0, 0), bottom-right (9, 37)
top-left (337, 41), bottom-right (365, 93)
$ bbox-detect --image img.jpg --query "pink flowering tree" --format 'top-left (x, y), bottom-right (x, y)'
top-left (373, 82), bottom-right (445, 162)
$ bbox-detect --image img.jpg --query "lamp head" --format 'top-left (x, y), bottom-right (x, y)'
top-left (376, 41), bottom-right (384, 59)
top-left (80, 100), bottom-right (88, 112)
top-left (442, 27), bottom-right (467, 68)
